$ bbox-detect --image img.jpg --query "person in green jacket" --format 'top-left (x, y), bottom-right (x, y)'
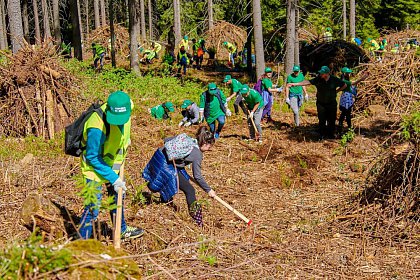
top-left (224, 75), bottom-right (247, 116)
top-left (92, 42), bottom-right (106, 70)
top-left (285, 65), bottom-right (309, 126)
top-left (150, 102), bottom-right (175, 120)
top-left (240, 84), bottom-right (264, 142)
top-left (199, 83), bottom-right (228, 139)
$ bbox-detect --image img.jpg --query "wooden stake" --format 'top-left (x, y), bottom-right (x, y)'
top-left (45, 90), bottom-right (55, 139)
top-left (114, 164), bottom-right (124, 249)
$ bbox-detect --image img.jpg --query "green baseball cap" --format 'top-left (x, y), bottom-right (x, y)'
top-left (181, 100), bottom-right (193, 109)
top-left (106, 91), bottom-right (132, 125)
top-left (239, 84), bottom-right (250, 95)
top-left (164, 102), bottom-right (175, 112)
top-left (326, 27), bottom-right (332, 32)
top-left (223, 41), bottom-right (228, 46)
top-left (184, 35), bottom-right (188, 40)
top-left (341, 67), bottom-right (352, 74)
top-left (223, 75), bottom-right (232, 83)
top-left (208, 83), bottom-right (218, 95)
top-left (318, 66), bottom-right (331, 74)
top-left (292, 65), bottom-right (300, 72)
top-left (265, 67), bottom-right (272, 73)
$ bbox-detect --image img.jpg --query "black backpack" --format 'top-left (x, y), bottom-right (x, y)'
top-left (64, 102), bottom-right (109, 157)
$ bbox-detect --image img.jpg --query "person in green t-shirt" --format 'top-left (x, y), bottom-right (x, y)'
top-left (287, 66), bottom-right (347, 139)
top-left (150, 102), bottom-right (175, 120)
top-left (223, 75), bottom-right (248, 116)
top-left (240, 84), bottom-right (264, 142)
top-left (199, 83), bottom-right (228, 139)
top-left (285, 65), bottom-right (308, 126)
top-left (260, 67), bottom-right (281, 123)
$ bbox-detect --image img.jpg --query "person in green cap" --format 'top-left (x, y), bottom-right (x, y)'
top-left (179, 99), bottom-right (200, 127)
top-left (179, 35), bottom-right (189, 51)
top-left (260, 67), bottom-right (281, 123)
top-left (391, 44), bottom-right (399, 54)
top-left (239, 84), bottom-right (264, 142)
top-left (224, 75), bottom-right (247, 116)
top-left (92, 42), bottom-right (106, 71)
top-left (285, 65), bottom-right (309, 127)
top-left (79, 91), bottom-right (144, 240)
top-left (287, 65), bottom-right (347, 139)
top-left (323, 27), bottom-right (333, 42)
top-left (338, 67), bottom-right (369, 134)
top-left (199, 83), bottom-right (229, 139)
top-left (223, 41), bottom-right (237, 68)
top-left (150, 102), bottom-right (175, 120)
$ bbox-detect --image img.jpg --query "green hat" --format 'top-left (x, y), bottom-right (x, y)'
top-left (223, 41), bottom-right (228, 46)
top-left (208, 83), bottom-right (218, 95)
top-left (318, 66), bottom-right (330, 74)
top-left (292, 65), bottom-right (300, 72)
top-left (341, 67), bottom-right (352, 74)
top-left (265, 67), bottom-right (272, 73)
top-left (367, 38), bottom-right (372, 42)
top-left (223, 75), bottom-right (232, 83)
top-left (395, 44), bottom-right (399, 47)
top-left (106, 91), bottom-right (132, 125)
top-left (164, 102), bottom-right (175, 112)
top-left (239, 84), bottom-right (250, 95)
top-left (181, 100), bottom-right (193, 109)
top-left (326, 27), bottom-right (332, 32)
top-left (184, 35), bottom-right (188, 40)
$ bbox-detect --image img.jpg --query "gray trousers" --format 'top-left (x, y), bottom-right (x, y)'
top-left (248, 108), bottom-right (263, 140)
top-left (290, 95), bottom-right (302, 126)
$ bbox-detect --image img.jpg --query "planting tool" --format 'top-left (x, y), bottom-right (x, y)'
top-left (114, 163), bottom-right (124, 249)
top-left (213, 195), bottom-right (253, 226)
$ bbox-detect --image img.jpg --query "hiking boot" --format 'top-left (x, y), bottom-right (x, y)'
top-left (214, 133), bottom-right (220, 139)
top-left (121, 226), bottom-right (145, 240)
top-left (190, 203), bottom-right (203, 227)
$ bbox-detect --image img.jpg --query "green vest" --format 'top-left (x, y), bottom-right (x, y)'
top-left (80, 103), bottom-right (131, 183)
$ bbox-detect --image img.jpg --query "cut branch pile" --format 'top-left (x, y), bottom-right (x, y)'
top-left (355, 51), bottom-right (419, 113)
top-left (203, 21), bottom-right (247, 59)
top-left (85, 24), bottom-right (130, 62)
top-left (383, 29), bottom-right (420, 47)
top-left (299, 39), bottom-right (370, 74)
top-left (0, 43), bottom-right (79, 139)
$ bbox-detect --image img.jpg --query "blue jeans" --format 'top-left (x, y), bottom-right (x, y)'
top-left (79, 179), bottom-right (126, 239)
top-left (94, 52), bottom-right (105, 69)
top-left (208, 115), bottom-right (225, 134)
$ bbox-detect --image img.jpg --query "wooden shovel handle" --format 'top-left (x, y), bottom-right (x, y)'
top-left (114, 164), bottom-right (124, 249)
top-left (213, 195), bottom-right (252, 226)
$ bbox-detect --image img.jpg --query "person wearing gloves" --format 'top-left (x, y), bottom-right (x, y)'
top-left (338, 67), bottom-right (369, 133)
top-left (179, 99), bottom-right (200, 127)
top-left (261, 67), bottom-right (281, 123)
top-left (150, 102), bottom-right (175, 120)
top-left (143, 127), bottom-right (217, 226)
top-left (240, 84), bottom-right (264, 143)
top-left (79, 91), bottom-right (144, 240)
top-left (287, 66), bottom-right (347, 139)
top-left (224, 75), bottom-right (248, 116)
top-left (223, 41), bottom-right (237, 68)
top-left (199, 83), bottom-right (230, 139)
top-left (285, 65), bottom-right (308, 127)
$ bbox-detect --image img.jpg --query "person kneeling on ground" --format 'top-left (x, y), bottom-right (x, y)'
top-left (179, 99), bottom-right (200, 127)
top-left (143, 127), bottom-right (217, 226)
top-left (150, 102), bottom-right (175, 120)
top-left (240, 84), bottom-right (264, 143)
top-left (199, 83), bottom-right (231, 139)
top-left (79, 91), bottom-right (144, 240)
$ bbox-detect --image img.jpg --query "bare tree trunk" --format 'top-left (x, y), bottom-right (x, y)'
top-left (285, 0), bottom-right (295, 75)
top-left (0, 0), bottom-right (7, 49)
top-left (349, 0), bottom-right (355, 38)
top-left (173, 0), bottom-right (181, 46)
top-left (94, 0), bottom-right (100, 29)
top-left (109, 0), bottom-right (116, 67)
top-left (85, 0), bottom-right (89, 37)
top-left (252, 0), bottom-right (265, 77)
top-left (7, 0), bottom-right (24, 52)
top-left (52, 0), bottom-right (61, 44)
top-left (129, 0), bottom-right (140, 73)
top-left (41, 0), bottom-right (51, 40)
top-left (139, 0), bottom-right (146, 42)
top-left (246, 0), bottom-right (253, 76)
top-left (148, 0), bottom-right (152, 39)
top-left (22, 0), bottom-right (30, 42)
top-left (77, 0), bottom-right (83, 41)
top-left (208, 0), bottom-right (213, 30)
top-left (32, 0), bottom-right (42, 43)
top-left (70, 0), bottom-right (83, 60)
top-left (100, 0), bottom-right (106, 26)
top-left (294, 3), bottom-right (299, 66)
top-left (342, 0), bottom-right (347, 40)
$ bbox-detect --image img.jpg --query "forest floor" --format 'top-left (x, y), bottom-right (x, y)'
top-left (0, 63), bottom-right (418, 279)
